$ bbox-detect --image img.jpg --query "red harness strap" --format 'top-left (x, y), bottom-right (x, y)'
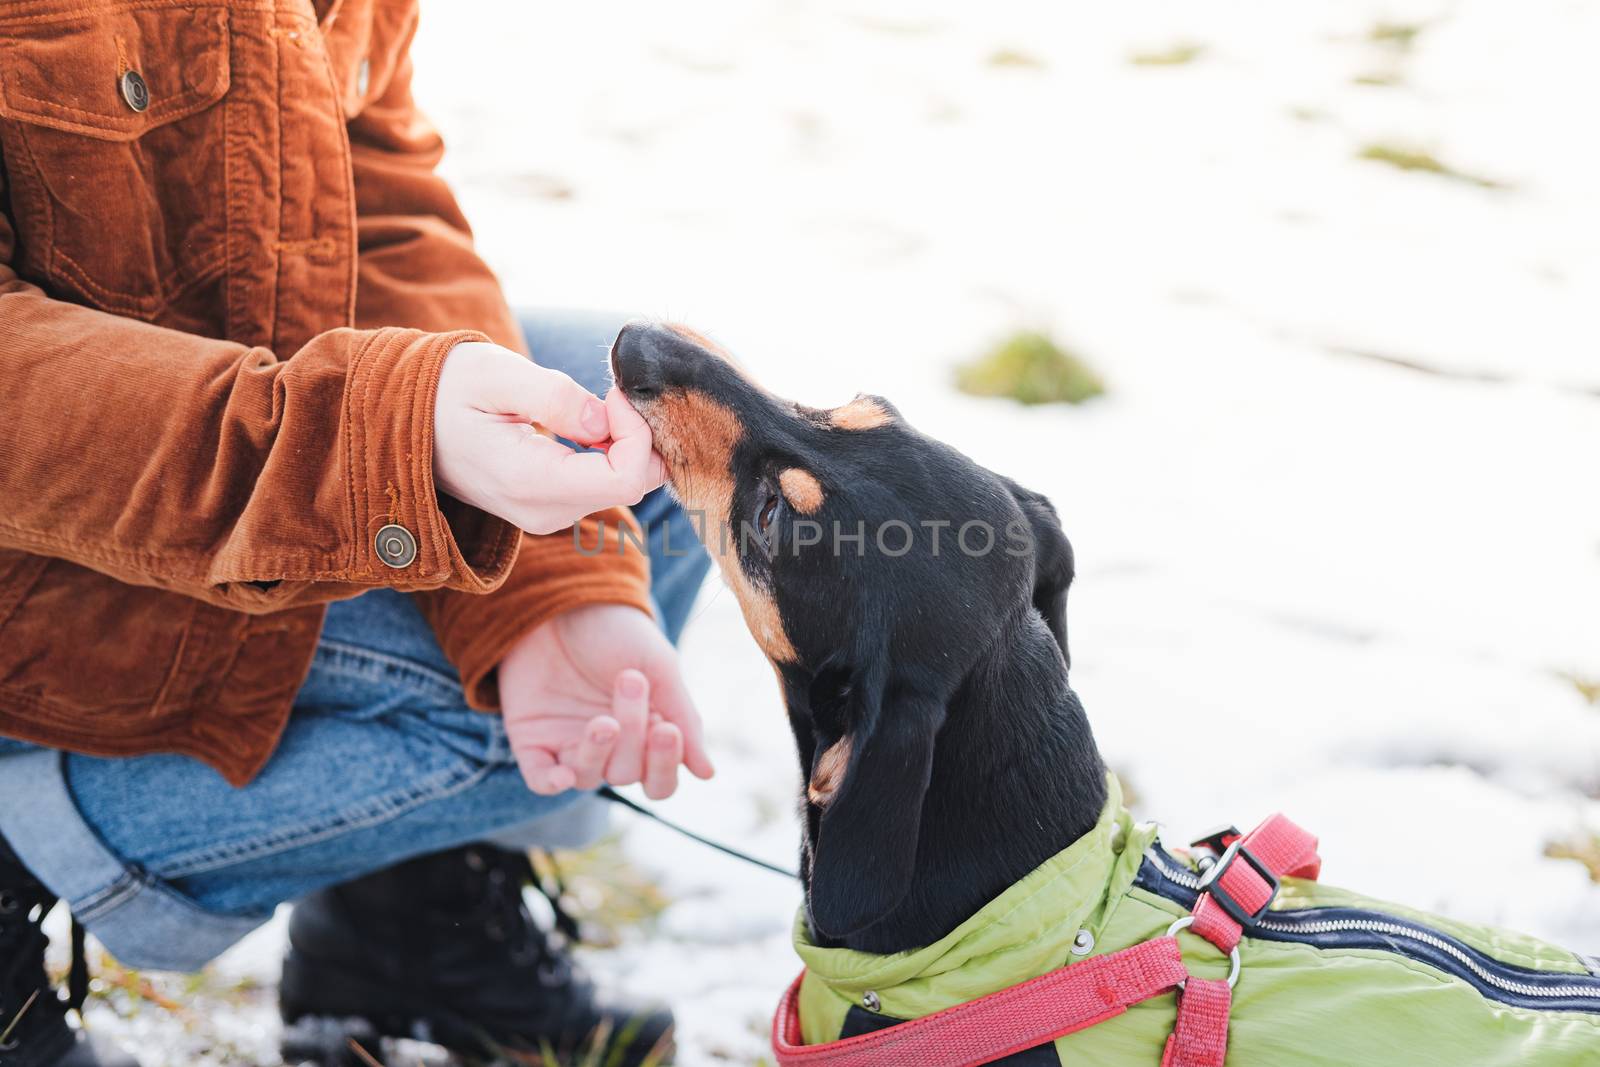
top-left (772, 937), bottom-right (1187, 1067)
top-left (1189, 814), bottom-right (1321, 953)
top-left (772, 813), bottom-right (1320, 1067)
top-left (1162, 978), bottom-right (1232, 1067)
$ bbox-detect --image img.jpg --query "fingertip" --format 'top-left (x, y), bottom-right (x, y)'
top-left (527, 764), bottom-right (576, 795)
top-left (580, 396), bottom-right (610, 440)
top-left (685, 743), bottom-right (715, 778)
top-left (606, 386), bottom-right (643, 425)
top-left (526, 365), bottom-right (610, 445)
top-left (616, 668), bottom-right (649, 701)
top-left (643, 723), bottom-right (684, 800)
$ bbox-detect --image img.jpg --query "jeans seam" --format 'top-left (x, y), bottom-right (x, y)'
top-left (73, 869), bottom-right (270, 971)
top-left (71, 869), bottom-right (140, 922)
top-left (311, 637), bottom-right (463, 703)
top-left (154, 756), bottom-right (496, 877)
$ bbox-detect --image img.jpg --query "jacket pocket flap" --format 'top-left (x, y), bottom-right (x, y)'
top-left (0, 6), bottom-right (229, 141)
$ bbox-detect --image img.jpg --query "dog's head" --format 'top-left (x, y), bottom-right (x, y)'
top-left (612, 322), bottom-right (1077, 941)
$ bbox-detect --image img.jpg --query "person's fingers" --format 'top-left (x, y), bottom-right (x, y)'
top-left (494, 357), bottom-right (611, 445)
top-left (605, 384), bottom-right (650, 438)
top-left (604, 388), bottom-right (666, 491)
top-left (566, 715), bottom-right (620, 791)
top-left (509, 388), bottom-right (662, 514)
top-left (648, 658), bottom-right (714, 780)
top-left (513, 745), bottom-right (576, 796)
top-left (642, 721), bottom-right (684, 800)
top-left (544, 442), bottom-right (663, 510)
top-left (604, 670), bottom-right (650, 786)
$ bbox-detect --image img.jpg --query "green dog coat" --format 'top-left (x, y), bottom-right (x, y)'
top-left (788, 778), bottom-right (1600, 1065)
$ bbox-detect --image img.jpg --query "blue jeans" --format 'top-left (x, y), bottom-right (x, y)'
top-left (0, 310), bottom-right (711, 972)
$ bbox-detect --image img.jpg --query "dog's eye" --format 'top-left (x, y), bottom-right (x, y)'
top-left (758, 493), bottom-right (781, 534)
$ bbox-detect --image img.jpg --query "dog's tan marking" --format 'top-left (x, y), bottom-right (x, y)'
top-left (778, 468), bottom-right (824, 514)
top-left (642, 388), bottom-right (798, 665)
top-left (808, 736), bottom-right (853, 806)
top-left (731, 570), bottom-right (798, 665)
top-left (830, 396), bottom-right (893, 431)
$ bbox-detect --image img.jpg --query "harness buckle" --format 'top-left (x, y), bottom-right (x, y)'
top-left (1188, 824), bottom-right (1240, 870)
top-left (1197, 839), bottom-right (1279, 929)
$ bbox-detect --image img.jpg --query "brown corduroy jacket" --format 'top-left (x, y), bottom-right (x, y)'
top-left (0, 0), bottom-right (651, 785)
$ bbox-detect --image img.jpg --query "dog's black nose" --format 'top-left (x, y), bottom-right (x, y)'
top-left (611, 322), bottom-right (667, 401)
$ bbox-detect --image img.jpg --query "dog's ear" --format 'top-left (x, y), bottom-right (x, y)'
top-left (1004, 479), bottom-right (1074, 667)
top-left (806, 658), bottom-right (945, 940)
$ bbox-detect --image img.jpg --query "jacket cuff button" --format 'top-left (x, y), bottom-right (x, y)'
top-left (120, 70), bottom-right (150, 113)
top-left (375, 523), bottom-right (418, 568)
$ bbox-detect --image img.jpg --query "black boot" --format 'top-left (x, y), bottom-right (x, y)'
top-left (0, 834), bottom-right (137, 1067)
top-left (280, 845), bottom-right (674, 1066)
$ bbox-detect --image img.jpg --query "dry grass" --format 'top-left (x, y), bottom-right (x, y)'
top-left (0, 990), bottom-right (41, 1048)
top-left (1369, 21), bottom-right (1424, 49)
top-left (534, 837), bottom-right (674, 947)
top-left (1356, 143), bottom-right (1505, 189)
top-left (1129, 42), bottom-right (1205, 67)
top-left (1545, 834), bottom-right (1600, 883)
top-left (988, 48), bottom-right (1045, 70)
top-left (1558, 670), bottom-right (1600, 706)
top-left (346, 1038), bottom-right (387, 1067)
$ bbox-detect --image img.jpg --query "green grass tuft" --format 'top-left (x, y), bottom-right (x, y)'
top-left (1369, 21), bottom-right (1423, 49)
top-left (956, 332), bottom-right (1104, 406)
top-left (1129, 42), bottom-right (1205, 67)
top-left (1356, 143), bottom-right (1504, 189)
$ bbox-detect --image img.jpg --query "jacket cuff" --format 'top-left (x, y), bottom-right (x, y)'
top-left (344, 326), bottom-right (521, 592)
top-left (421, 509), bottom-right (654, 711)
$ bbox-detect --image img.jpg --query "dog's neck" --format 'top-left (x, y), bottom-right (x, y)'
top-left (812, 610), bottom-right (1107, 956)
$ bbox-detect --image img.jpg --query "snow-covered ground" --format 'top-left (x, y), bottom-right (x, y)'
top-left (74, 1), bottom-right (1600, 1063)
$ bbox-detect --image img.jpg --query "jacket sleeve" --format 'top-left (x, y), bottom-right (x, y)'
top-left (347, 23), bottom-right (653, 711)
top-left (0, 177), bottom-right (518, 614)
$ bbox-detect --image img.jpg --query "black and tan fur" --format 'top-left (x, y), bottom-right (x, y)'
top-left (611, 323), bottom-right (1104, 955)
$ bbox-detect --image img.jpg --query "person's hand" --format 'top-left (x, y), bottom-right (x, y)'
top-left (433, 341), bottom-right (666, 535)
top-left (499, 604), bottom-right (715, 799)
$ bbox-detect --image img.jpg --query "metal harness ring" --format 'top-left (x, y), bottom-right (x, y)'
top-left (1167, 915), bottom-right (1242, 989)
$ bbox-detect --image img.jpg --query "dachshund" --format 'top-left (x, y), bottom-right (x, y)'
top-left (609, 322), bottom-right (1600, 1066)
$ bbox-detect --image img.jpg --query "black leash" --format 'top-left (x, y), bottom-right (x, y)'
top-left (598, 786), bottom-right (800, 880)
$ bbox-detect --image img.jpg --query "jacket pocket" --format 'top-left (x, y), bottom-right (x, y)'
top-left (0, 550), bottom-right (50, 631)
top-left (0, 558), bottom-right (196, 713)
top-left (0, 4), bottom-right (231, 316)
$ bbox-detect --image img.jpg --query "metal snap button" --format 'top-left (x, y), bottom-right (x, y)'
top-left (861, 990), bottom-right (881, 1012)
top-left (356, 58), bottom-right (371, 97)
top-left (1071, 928), bottom-right (1095, 955)
top-left (374, 523), bottom-right (417, 568)
top-left (120, 70), bottom-right (150, 113)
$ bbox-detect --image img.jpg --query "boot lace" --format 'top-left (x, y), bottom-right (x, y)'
top-left (470, 846), bottom-right (582, 990)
